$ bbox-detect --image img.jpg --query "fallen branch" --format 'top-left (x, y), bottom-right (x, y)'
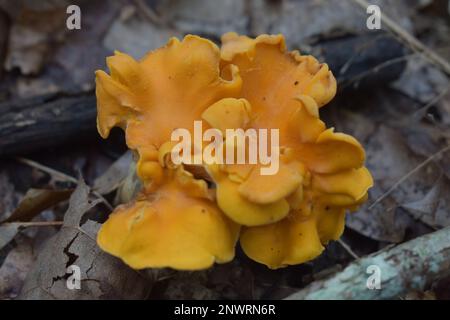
top-left (0, 33), bottom-right (405, 156)
top-left (351, 0), bottom-right (450, 76)
top-left (0, 93), bottom-right (97, 156)
top-left (311, 32), bottom-right (406, 89)
top-left (0, 9), bottom-right (9, 78)
top-left (286, 226), bottom-right (450, 300)
top-left (2, 221), bottom-right (63, 228)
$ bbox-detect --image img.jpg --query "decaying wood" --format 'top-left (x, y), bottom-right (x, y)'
top-left (0, 33), bottom-right (406, 156)
top-left (311, 32), bottom-right (406, 89)
top-left (0, 93), bottom-right (96, 155)
top-left (286, 226), bottom-right (450, 300)
top-left (0, 9), bottom-right (9, 78)
top-left (351, 0), bottom-right (450, 76)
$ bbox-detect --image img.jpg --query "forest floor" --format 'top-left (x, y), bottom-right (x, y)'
top-left (0, 0), bottom-right (449, 300)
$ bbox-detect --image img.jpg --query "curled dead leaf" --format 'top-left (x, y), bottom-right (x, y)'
top-left (19, 177), bottom-right (151, 299)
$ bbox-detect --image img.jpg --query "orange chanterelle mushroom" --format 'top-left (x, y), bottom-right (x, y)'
top-left (95, 33), bottom-right (373, 270)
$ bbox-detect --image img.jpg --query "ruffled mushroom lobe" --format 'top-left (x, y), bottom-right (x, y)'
top-left (215, 33), bottom-right (373, 268)
top-left (97, 165), bottom-right (240, 270)
top-left (95, 33), bottom-right (373, 271)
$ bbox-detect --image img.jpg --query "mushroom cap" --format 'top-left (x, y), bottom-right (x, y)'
top-left (95, 33), bottom-right (373, 270)
top-left (97, 166), bottom-right (239, 270)
top-left (209, 33), bottom-right (371, 268)
top-left (96, 35), bottom-right (242, 150)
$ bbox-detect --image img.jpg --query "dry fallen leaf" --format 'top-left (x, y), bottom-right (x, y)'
top-left (346, 125), bottom-right (444, 242)
top-left (0, 0), bottom-right (70, 16)
top-left (391, 56), bottom-right (449, 103)
top-left (154, 0), bottom-right (248, 38)
top-left (0, 171), bottom-right (21, 221)
top-left (249, 0), bottom-right (413, 48)
top-left (0, 236), bottom-right (35, 299)
top-left (103, 5), bottom-right (181, 60)
top-left (19, 178), bottom-right (151, 299)
top-left (2, 188), bottom-right (72, 223)
top-left (401, 177), bottom-right (443, 228)
top-left (92, 151), bottom-right (141, 205)
top-left (0, 188), bottom-right (72, 250)
top-left (0, 224), bottom-right (20, 251)
top-left (52, 0), bottom-right (121, 91)
top-left (4, 8), bottom-right (66, 75)
top-left (332, 101), bottom-right (450, 243)
top-left (93, 151), bottom-right (133, 195)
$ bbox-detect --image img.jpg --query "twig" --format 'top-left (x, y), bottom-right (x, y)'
top-left (368, 145), bottom-right (450, 210)
top-left (350, 0), bottom-right (450, 76)
top-left (337, 239), bottom-right (360, 259)
top-left (2, 221), bottom-right (63, 228)
top-left (132, 0), bottom-right (164, 26)
top-left (341, 45), bottom-right (450, 88)
top-left (286, 225), bottom-right (450, 300)
top-left (342, 53), bottom-right (413, 88)
top-left (15, 157), bottom-right (113, 211)
top-left (411, 84), bottom-right (450, 121)
top-left (338, 33), bottom-right (390, 76)
top-left (16, 157), bottom-right (78, 184)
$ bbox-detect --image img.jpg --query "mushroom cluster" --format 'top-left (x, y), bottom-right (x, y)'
top-left (95, 33), bottom-right (373, 270)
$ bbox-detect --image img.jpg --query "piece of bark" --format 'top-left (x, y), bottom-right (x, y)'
top-left (286, 226), bottom-right (450, 300)
top-left (18, 178), bottom-right (152, 300)
top-left (310, 32), bottom-right (407, 89)
top-left (0, 8), bottom-right (9, 78)
top-left (0, 33), bottom-right (406, 156)
top-left (0, 93), bottom-right (97, 156)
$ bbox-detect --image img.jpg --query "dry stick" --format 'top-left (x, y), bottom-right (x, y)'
top-left (345, 46), bottom-right (450, 87)
top-left (15, 157), bottom-right (113, 211)
top-left (350, 0), bottom-right (450, 76)
top-left (133, 0), bottom-right (164, 25)
top-left (337, 239), bottom-right (360, 259)
top-left (342, 45), bottom-right (450, 88)
top-left (2, 221), bottom-right (63, 228)
top-left (411, 84), bottom-right (450, 121)
top-left (17, 157), bottom-right (78, 184)
top-left (368, 145), bottom-right (450, 210)
top-left (338, 33), bottom-right (393, 75)
top-left (286, 225), bottom-right (450, 300)
top-left (342, 53), bottom-right (413, 88)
